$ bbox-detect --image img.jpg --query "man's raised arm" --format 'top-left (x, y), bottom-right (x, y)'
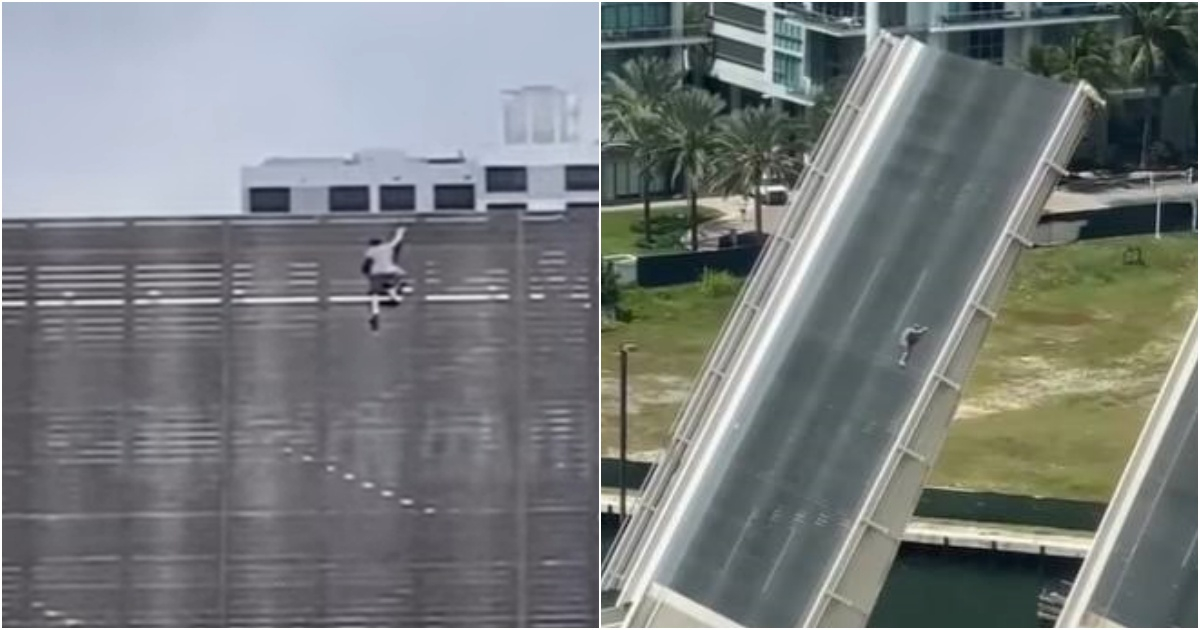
top-left (386, 226), bottom-right (407, 249)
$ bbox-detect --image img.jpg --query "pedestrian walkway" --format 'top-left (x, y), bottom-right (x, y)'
top-left (602, 172), bottom-right (1198, 250)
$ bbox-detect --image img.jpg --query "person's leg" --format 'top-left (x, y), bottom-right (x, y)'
top-left (898, 344), bottom-right (909, 367)
top-left (367, 277), bottom-right (382, 331)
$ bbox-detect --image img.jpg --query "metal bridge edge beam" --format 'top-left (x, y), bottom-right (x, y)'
top-left (1056, 314), bottom-right (1198, 627)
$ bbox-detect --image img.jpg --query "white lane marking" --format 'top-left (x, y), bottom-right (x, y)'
top-left (301, 455), bottom-right (314, 462)
top-left (342, 472), bottom-right (356, 481)
top-left (35, 273), bottom-right (125, 282)
top-left (33, 264), bottom-right (124, 272)
top-left (237, 295), bottom-right (318, 305)
top-left (325, 464), bottom-right (337, 473)
top-left (134, 262), bottom-right (222, 270)
top-left (425, 293), bottom-right (509, 303)
top-left (130, 219), bottom-right (220, 228)
top-left (134, 297), bottom-right (221, 306)
top-left (422, 507), bottom-right (437, 515)
top-left (400, 498), bottom-right (415, 507)
top-left (380, 490), bottom-right (395, 498)
top-left (529, 293), bottom-right (546, 301)
top-left (326, 295), bottom-right (374, 304)
top-left (568, 292), bottom-right (590, 300)
top-left (361, 481), bottom-right (375, 490)
top-left (422, 215), bottom-right (487, 224)
top-left (35, 220), bottom-right (126, 229)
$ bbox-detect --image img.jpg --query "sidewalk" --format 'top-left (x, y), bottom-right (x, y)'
top-left (602, 195), bottom-right (780, 250)
top-left (603, 175), bottom-right (1198, 245)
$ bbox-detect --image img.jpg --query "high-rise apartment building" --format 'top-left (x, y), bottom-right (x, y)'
top-left (600, 2), bottom-right (1148, 203)
top-left (709, 2), bottom-right (1125, 106)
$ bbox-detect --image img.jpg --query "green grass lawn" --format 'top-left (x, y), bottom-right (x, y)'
top-left (600, 234), bottom-right (1197, 501)
top-left (601, 205), bottom-right (723, 256)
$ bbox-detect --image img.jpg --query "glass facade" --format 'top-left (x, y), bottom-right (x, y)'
top-left (774, 15), bottom-right (804, 54)
top-left (433, 184), bottom-right (476, 210)
top-left (379, 185), bottom-right (416, 212)
top-left (565, 165), bottom-right (600, 192)
top-left (773, 52), bottom-right (804, 91)
top-left (967, 29), bottom-right (1005, 63)
top-left (601, 2), bottom-right (671, 36)
top-left (602, 156), bottom-right (670, 202)
top-left (248, 187), bottom-right (290, 213)
top-left (485, 166), bottom-right (529, 193)
top-left (328, 185), bottom-right (370, 212)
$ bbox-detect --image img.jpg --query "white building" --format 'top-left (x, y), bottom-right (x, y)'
top-left (503, 85), bottom-right (581, 145)
top-left (601, 2), bottom-right (1142, 202)
top-left (708, 2), bottom-right (1126, 107)
top-left (241, 87), bottom-right (598, 214)
top-left (601, 3), bottom-right (1127, 108)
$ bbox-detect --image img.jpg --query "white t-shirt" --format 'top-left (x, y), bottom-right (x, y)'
top-left (364, 243), bottom-right (402, 275)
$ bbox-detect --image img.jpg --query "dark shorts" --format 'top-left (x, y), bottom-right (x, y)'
top-left (368, 273), bottom-right (403, 295)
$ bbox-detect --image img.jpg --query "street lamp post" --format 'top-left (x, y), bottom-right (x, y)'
top-left (619, 342), bottom-right (637, 523)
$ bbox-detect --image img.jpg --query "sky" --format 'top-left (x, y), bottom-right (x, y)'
top-left (2, 2), bottom-right (599, 217)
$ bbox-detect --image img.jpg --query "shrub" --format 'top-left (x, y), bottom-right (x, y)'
top-left (699, 269), bottom-right (740, 298)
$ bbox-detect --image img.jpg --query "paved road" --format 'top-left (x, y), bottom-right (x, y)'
top-left (640, 48), bottom-right (1081, 626)
top-left (1078, 363), bottom-right (1197, 628)
top-left (2, 211), bottom-right (597, 627)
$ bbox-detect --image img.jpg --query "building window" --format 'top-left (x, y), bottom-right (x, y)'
top-left (601, 2), bottom-right (672, 39)
top-left (774, 15), bottom-right (804, 54)
top-left (485, 166), bottom-right (528, 193)
top-left (433, 184), bottom-right (476, 210)
top-left (487, 202), bottom-right (527, 211)
top-left (812, 2), bottom-right (863, 19)
top-left (380, 185), bottom-right (416, 211)
top-left (328, 185), bottom-right (369, 212)
top-left (714, 36), bottom-right (765, 70)
top-left (968, 29), bottom-right (1004, 64)
top-left (565, 165), bottom-right (599, 192)
top-left (773, 52), bottom-right (804, 91)
top-left (712, 2), bottom-right (765, 32)
top-left (248, 187), bottom-right (290, 213)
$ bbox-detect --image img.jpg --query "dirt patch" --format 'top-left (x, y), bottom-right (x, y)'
top-left (601, 373), bottom-right (693, 416)
top-left (957, 351), bottom-right (1167, 420)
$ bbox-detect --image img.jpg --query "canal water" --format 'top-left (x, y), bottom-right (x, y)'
top-left (601, 518), bottom-right (1081, 627)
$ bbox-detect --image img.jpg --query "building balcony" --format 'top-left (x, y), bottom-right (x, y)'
top-left (774, 4), bottom-right (865, 37)
top-left (600, 23), bottom-right (710, 50)
top-left (777, 2), bottom-right (1121, 36)
top-left (931, 3), bottom-right (1121, 32)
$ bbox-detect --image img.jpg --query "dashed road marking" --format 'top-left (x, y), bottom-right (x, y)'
top-left (273, 440), bottom-right (423, 510)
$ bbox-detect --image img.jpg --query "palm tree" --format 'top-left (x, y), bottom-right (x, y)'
top-left (803, 75), bottom-right (848, 148)
top-left (659, 87), bottom-right (726, 251)
top-left (602, 56), bottom-right (683, 242)
top-left (707, 106), bottom-right (806, 235)
top-left (1116, 2), bottom-right (1196, 168)
top-left (1026, 26), bottom-right (1121, 91)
